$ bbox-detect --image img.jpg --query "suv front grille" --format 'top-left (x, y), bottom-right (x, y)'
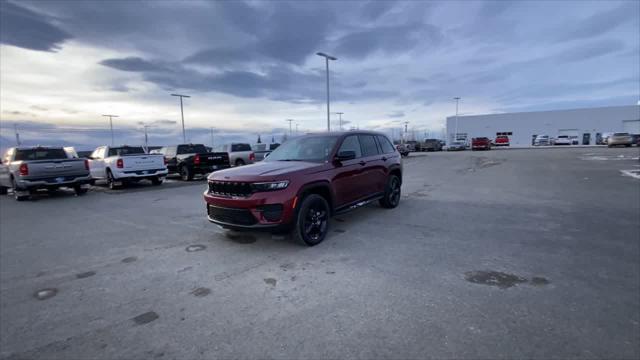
top-left (208, 205), bottom-right (257, 226)
top-left (208, 181), bottom-right (252, 197)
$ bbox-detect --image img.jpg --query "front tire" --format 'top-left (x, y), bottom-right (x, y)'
top-left (293, 194), bottom-right (330, 246)
top-left (379, 175), bottom-right (401, 209)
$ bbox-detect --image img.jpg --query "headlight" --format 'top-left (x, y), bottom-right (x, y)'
top-left (251, 180), bottom-right (289, 192)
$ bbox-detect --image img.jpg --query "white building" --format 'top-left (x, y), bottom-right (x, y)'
top-left (446, 105), bottom-right (640, 147)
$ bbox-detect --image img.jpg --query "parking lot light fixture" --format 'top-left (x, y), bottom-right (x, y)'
top-left (453, 97), bottom-right (461, 143)
top-left (317, 52), bottom-right (337, 132)
top-left (171, 93), bottom-right (191, 143)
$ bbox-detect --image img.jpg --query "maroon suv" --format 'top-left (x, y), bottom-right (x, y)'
top-left (203, 131), bottom-right (403, 246)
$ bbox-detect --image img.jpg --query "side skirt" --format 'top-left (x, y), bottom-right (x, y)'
top-left (334, 192), bottom-right (385, 215)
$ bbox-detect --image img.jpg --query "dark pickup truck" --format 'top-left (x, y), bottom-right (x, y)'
top-left (159, 144), bottom-right (230, 181)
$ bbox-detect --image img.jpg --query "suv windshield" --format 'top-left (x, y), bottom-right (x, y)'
top-left (108, 147), bottom-right (145, 156)
top-left (15, 148), bottom-right (67, 161)
top-left (266, 136), bottom-right (338, 163)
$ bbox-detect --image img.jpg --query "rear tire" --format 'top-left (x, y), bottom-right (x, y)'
top-left (293, 194), bottom-right (330, 246)
top-left (106, 170), bottom-right (120, 190)
top-left (74, 185), bottom-right (88, 196)
top-left (379, 175), bottom-right (401, 209)
top-left (180, 166), bottom-right (193, 181)
top-left (151, 177), bottom-right (164, 185)
top-left (0, 186), bottom-right (7, 195)
top-left (12, 178), bottom-right (29, 201)
top-left (235, 159), bottom-right (245, 166)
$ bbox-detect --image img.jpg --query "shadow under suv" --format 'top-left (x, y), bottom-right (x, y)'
top-left (203, 131), bottom-right (403, 246)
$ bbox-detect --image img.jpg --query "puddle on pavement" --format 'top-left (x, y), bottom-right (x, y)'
top-left (530, 277), bottom-right (551, 286)
top-left (225, 232), bottom-right (257, 244)
top-left (190, 287), bottom-right (211, 297)
top-left (34, 288), bottom-right (58, 300)
top-left (76, 271), bottom-right (96, 279)
top-left (465, 271), bottom-right (550, 289)
top-left (132, 311), bottom-right (159, 325)
top-left (465, 271), bottom-right (527, 289)
top-left (264, 278), bottom-right (277, 287)
top-left (185, 245), bottom-right (206, 252)
top-left (122, 256), bottom-right (138, 263)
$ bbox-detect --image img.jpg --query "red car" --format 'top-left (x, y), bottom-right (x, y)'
top-left (204, 131), bottom-right (403, 246)
top-left (472, 137), bottom-right (491, 151)
top-left (494, 135), bottom-right (510, 146)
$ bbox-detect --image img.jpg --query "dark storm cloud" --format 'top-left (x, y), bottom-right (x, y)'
top-left (333, 23), bottom-right (443, 59)
top-left (555, 39), bottom-right (626, 62)
top-left (99, 57), bottom-right (170, 72)
top-left (556, 2), bottom-right (640, 42)
top-left (0, 1), bottom-right (71, 51)
top-left (360, 0), bottom-right (396, 21)
top-left (387, 111), bottom-right (405, 118)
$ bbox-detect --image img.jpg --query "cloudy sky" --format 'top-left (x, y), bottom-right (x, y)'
top-left (0, 0), bottom-right (638, 150)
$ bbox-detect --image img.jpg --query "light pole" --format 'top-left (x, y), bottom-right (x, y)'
top-left (143, 125), bottom-right (150, 151)
top-left (286, 119), bottom-right (294, 136)
top-left (453, 97), bottom-right (461, 143)
top-left (316, 52), bottom-right (337, 132)
top-left (171, 93), bottom-right (190, 143)
top-left (102, 114), bottom-right (119, 146)
top-left (403, 121), bottom-right (409, 144)
top-left (210, 127), bottom-right (215, 149)
top-left (334, 112), bottom-right (344, 130)
top-left (295, 122), bottom-right (299, 135)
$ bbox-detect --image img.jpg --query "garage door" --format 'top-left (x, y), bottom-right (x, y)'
top-left (623, 120), bottom-right (640, 134)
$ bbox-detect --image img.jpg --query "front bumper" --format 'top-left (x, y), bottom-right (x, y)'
top-left (203, 188), bottom-right (297, 229)
top-left (16, 174), bottom-right (92, 190)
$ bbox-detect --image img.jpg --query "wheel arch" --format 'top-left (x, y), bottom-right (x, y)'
top-left (297, 181), bottom-right (335, 214)
top-left (389, 166), bottom-right (402, 184)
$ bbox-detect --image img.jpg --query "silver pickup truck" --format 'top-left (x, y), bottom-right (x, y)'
top-left (0, 146), bottom-right (92, 201)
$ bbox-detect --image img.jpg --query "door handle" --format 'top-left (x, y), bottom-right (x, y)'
top-left (358, 161), bottom-right (366, 166)
top-left (381, 157), bottom-right (387, 161)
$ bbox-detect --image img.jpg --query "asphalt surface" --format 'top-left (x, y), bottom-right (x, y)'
top-left (1, 147), bottom-right (639, 359)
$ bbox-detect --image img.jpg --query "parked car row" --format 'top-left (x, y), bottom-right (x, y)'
top-left (533, 133), bottom-right (637, 147)
top-left (0, 142), bottom-right (269, 201)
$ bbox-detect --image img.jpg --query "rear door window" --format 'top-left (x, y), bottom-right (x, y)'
top-left (359, 135), bottom-right (379, 157)
top-left (338, 135), bottom-right (362, 158)
top-left (177, 144), bottom-right (208, 154)
top-left (376, 135), bottom-right (395, 153)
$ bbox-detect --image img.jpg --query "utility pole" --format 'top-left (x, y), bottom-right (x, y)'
top-left (316, 52), bottom-right (337, 132)
top-left (286, 119), bottom-right (294, 136)
top-left (403, 121), bottom-right (409, 144)
top-left (210, 127), bottom-right (215, 148)
top-left (14, 123), bottom-right (21, 146)
top-left (334, 112), bottom-right (344, 130)
top-left (171, 93), bottom-right (190, 143)
top-left (102, 114), bottom-right (119, 146)
top-left (295, 122), bottom-right (299, 135)
top-left (143, 125), bottom-right (149, 151)
top-left (453, 97), bottom-right (461, 143)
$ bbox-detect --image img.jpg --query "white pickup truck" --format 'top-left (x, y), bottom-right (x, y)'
top-left (88, 145), bottom-right (167, 189)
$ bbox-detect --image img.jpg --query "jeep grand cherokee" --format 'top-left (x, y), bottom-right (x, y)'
top-left (203, 131), bottom-right (402, 246)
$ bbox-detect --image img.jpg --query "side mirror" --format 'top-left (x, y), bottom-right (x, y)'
top-left (335, 150), bottom-right (356, 161)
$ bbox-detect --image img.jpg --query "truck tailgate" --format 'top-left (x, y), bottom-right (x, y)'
top-left (23, 159), bottom-right (88, 178)
top-left (199, 152), bottom-right (230, 166)
top-left (122, 155), bottom-right (165, 171)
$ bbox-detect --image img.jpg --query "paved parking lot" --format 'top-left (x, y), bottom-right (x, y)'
top-left (1, 147), bottom-right (638, 359)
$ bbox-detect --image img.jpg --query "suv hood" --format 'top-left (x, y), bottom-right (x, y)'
top-left (208, 160), bottom-right (324, 181)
